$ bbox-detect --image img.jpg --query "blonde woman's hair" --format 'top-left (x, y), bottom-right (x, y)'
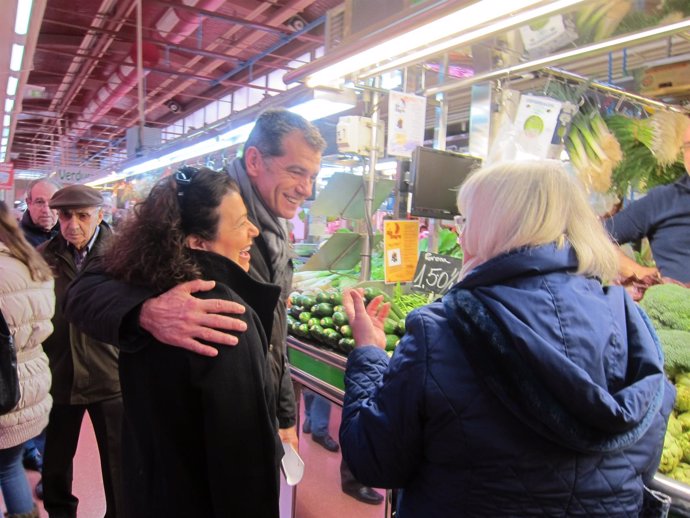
top-left (0, 201), bottom-right (53, 282)
top-left (457, 160), bottom-right (618, 281)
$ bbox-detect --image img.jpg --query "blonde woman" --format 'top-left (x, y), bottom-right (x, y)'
top-left (0, 201), bottom-right (54, 518)
top-left (340, 160), bottom-right (674, 517)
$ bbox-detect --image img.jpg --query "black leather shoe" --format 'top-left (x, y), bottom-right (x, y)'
top-left (35, 479), bottom-right (43, 500)
top-left (343, 485), bottom-right (383, 505)
top-left (312, 433), bottom-right (339, 452)
top-left (302, 419), bottom-right (311, 434)
top-left (22, 448), bottom-right (42, 472)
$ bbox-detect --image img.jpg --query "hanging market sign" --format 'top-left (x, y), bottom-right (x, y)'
top-left (387, 91), bottom-right (427, 158)
top-left (383, 220), bottom-right (419, 283)
top-left (55, 167), bottom-right (100, 184)
top-left (411, 252), bottom-right (462, 295)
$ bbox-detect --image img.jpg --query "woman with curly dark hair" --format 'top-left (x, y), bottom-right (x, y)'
top-left (103, 167), bottom-right (282, 518)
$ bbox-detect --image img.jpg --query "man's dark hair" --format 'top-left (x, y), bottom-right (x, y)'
top-left (241, 108), bottom-right (326, 167)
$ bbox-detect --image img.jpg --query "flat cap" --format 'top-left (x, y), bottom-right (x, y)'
top-left (50, 184), bottom-right (103, 209)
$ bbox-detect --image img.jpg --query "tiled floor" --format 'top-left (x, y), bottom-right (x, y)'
top-left (4, 403), bottom-right (387, 518)
top-left (9, 416), bottom-right (106, 518)
top-left (294, 397), bottom-right (388, 518)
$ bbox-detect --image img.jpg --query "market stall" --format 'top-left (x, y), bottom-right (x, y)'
top-left (282, 1), bottom-right (690, 516)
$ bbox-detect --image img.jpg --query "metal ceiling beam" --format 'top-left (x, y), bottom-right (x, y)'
top-left (42, 18), bottom-right (244, 64)
top-left (153, 0), bottom-right (320, 41)
top-left (144, 65), bottom-right (284, 92)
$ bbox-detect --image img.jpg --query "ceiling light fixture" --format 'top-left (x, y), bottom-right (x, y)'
top-left (360, 0), bottom-right (587, 80)
top-left (14, 0), bottom-right (33, 35)
top-left (425, 17), bottom-right (690, 96)
top-left (9, 43), bottom-right (24, 72)
top-left (285, 0), bottom-right (587, 88)
top-left (6, 77), bottom-right (18, 96)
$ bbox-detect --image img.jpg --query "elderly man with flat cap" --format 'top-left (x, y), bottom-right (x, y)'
top-left (38, 184), bottom-right (123, 518)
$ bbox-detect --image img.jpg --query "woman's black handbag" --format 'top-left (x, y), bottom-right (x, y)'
top-left (0, 308), bottom-right (20, 415)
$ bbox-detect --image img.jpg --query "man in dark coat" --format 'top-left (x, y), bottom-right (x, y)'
top-left (38, 185), bottom-right (122, 518)
top-left (21, 178), bottom-right (60, 247)
top-left (18, 178), bottom-right (62, 494)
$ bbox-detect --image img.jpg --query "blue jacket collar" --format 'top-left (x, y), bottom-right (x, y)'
top-left (458, 243), bottom-right (579, 289)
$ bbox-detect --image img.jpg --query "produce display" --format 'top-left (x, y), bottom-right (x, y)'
top-left (287, 286), bottom-right (429, 356)
top-left (642, 284), bottom-right (690, 485)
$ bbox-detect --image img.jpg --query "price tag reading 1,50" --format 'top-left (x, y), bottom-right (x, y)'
top-left (411, 252), bottom-right (463, 295)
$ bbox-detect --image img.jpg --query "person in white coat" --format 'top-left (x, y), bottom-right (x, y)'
top-left (0, 200), bottom-right (54, 518)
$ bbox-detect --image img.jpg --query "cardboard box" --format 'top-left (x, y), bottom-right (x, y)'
top-left (639, 60), bottom-right (690, 94)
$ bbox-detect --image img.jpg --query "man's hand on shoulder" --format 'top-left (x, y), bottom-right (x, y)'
top-left (139, 279), bottom-right (247, 357)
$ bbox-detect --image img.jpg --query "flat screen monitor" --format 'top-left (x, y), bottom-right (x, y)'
top-left (409, 147), bottom-right (481, 220)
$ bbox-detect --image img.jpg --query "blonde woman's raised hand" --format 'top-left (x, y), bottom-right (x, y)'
top-left (342, 288), bottom-right (389, 350)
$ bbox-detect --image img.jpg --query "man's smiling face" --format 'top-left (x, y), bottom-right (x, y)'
top-left (245, 130), bottom-right (322, 219)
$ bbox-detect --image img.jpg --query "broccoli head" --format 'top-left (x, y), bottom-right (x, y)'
top-left (659, 331), bottom-right (690, 380)
top-left (678, 431), bottom-right (690, 462)
top-left (669, 413), bottom-right (684, 436)
top-left (676, 385), bottom-right (690, 413)
top-left (661, 432), bottom-right (684, 473)
top-left (677, 412), bottom-right (690, 433)
top-left (640, 284), bottom-right (690, 332)
top-left (670, 462), bottom-right (690, 485)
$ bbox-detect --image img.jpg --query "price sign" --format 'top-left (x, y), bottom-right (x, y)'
top-left (411, 252), bottom-right (462, 295)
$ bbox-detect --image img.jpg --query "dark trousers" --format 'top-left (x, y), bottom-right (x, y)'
top-left (43, 398), bottom-right (124, 518)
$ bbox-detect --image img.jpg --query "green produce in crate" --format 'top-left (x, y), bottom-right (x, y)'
top-left (309, 324), bottom-right (325, 342)
top-left (383, 320), bottom-right (398, 335)
top-left (290, 305), bottom-right (304, 319)
top-left (315, 291), bottom-right (331, 304)
top-left (333, 305), bottom-right (345, 314)
top-left (289, 292), bottom-right (302, 306)
top-left (670, 462), bottom-right (690, 485)
top-left (340, 325), bottom-right (352, 338)
top-left (298, 312), bottom-right (312, 324)
top-left (323, 328), bottom-right (342, 348)
top-left (657, 330), bottom-right (690, 380)
top-left (300, 295), bottom-right (316, 309)
top-left (332, 311), bottom-right (348, 327)
top-left (297, 323), bottom-right (310, 338)
top-left (385, 334), bottom-right (400, 352)
top-left (679, 431), bottom-right (690, 463)
top-left (338, 337), bottom-right (355, 355)
top-left (396, 319), bottom-right (406, 336)
top-left (312, 303), bottom-right (334, 317)
top-left (677, 412), bottom-right (690, 433)
top-left (307, 317), bottom-right (320, 328)
top-left (640, 284), bottom-right (690, 332)
top-left (660, 432), bottom-right (683, 473)
top-left (676, 386), bottom-right (690, 413)
top-left (363, 287), bottom-right (383, 302)
top-left (668, 413), bottom-right (683, 437)
top-left (320, 317), bottom-right (334, 329)
top-left (329, 291), bottom-right (343, 305)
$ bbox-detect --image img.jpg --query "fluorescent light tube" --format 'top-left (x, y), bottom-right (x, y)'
top-left (10, 44), bottom-right (24, 72)
top-left (361, 0), bottom-right (587, 79)
top-left (305, 0), bottom-right (587, 87)
top-left (5, 99), bottom-right (14, 113)
top-left (14, 0), bottom-right (33, 35)
top-left (6, 76), bottom-right (18, 96)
